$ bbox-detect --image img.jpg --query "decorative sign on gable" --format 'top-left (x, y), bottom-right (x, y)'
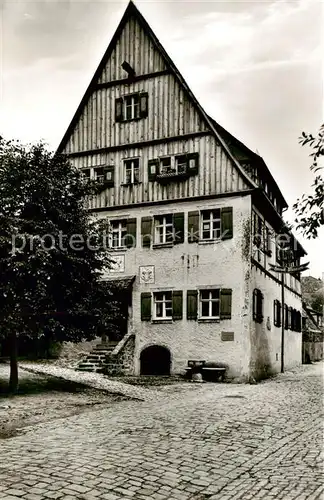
top-left (139, 265), bottom-right (155, 284)
top-left (221, 331), bottom-right (234, 342)
top-left (110, 254), bottom-right (125, 273)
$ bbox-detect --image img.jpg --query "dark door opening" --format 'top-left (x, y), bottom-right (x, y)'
top-left (140, 345), bottom-right (171, 375)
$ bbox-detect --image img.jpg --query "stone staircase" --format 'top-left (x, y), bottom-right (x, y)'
top-left (76, 333), bottom-right (135, 376)
top-left (76, 341), bottom-right (119, 373)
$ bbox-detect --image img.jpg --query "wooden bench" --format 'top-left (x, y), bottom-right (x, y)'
top-left (185, 360), bottom-right (226, 382)
top-left (201, 367), bottom-right (226, 382)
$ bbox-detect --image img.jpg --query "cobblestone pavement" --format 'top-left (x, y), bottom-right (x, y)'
top-left (0, 362), bottom-right (323, 500)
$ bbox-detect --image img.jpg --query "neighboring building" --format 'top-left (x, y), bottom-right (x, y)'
top-left (302, 303), bottom-right (324, 364)
top-left (58, 1), bottom-right (306, 381)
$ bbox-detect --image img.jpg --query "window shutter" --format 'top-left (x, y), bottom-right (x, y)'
top-left (187, 153), bottom-right (199, 175)
top-left (220, 289), bottom-right (232, 320)
top-left (172, 290), bottom-right (183, 320)
top-left (188, 211), bottom-right (199, 243)
top-left (221, 207), bottom-right (233, 240)
top-left (296, 311), bottom-right (301, 332)
top-left (173, 212), bottom-right (184, 244)
top-left (274, 299), bottom-right (281, 327)
top-left (141, 292), bottom-right (151, 321)
top-left (104, 166), bottom-right (114, 187)
top-left (148, 159), bottom-right (159, 182)
top-left (187, 290), bottom-right (198, 320)
top-left (141, 216), bottom-right (152, 248)
top-left (115, 98), bottom-right (123, 122)
top-left (284, 304), bottom-right (288, 330)
top-left (125, 218), bottom-right (136, 248)
top-left (139, 92), bottom-right (148, 118)
top-left (288, 306), bottom-right (292, 330)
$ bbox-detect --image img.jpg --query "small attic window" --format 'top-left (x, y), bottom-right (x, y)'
top-left (121, 61), bottom-right (136, 78)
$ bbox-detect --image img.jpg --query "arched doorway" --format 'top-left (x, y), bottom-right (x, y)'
top-left (140, 345), bottom-right (171, 375)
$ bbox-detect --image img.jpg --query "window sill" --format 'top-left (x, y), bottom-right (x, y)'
top-left (198, 239), bottom-right (221, 245)
top-left (152, 242), bottom-right (174, 249)
top-left (151, 319), bottom-right (173, 324)
top-left (120, 182), bottom-right (142, 187)
top-left (109, 247), bottom-right (127, 252)
top-left (198, 318), bottom-right (220, 323)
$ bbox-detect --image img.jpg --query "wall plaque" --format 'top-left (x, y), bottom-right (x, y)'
top-left (221, 331), bottom-right (234, 342)
top-left (139, 265), bottom-right (155, 284)
top-left (110, 254), bottom-right (125, 273)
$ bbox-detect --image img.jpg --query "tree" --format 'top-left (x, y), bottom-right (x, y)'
top-left (0, 138), bottom-right (120, 392)
top-left (293, 125), bottom-right (324, 238)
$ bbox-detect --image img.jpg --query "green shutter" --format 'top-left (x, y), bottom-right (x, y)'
top-left (139, 92), bottom-right (148, 118)
top-left (125, 218), bottom-right (136, 248)
top-left (221, 207), bottom-right (233, 240)
top-left (148, 159), bottom-right (159, 182)
top-left (188, 211), bottom-right (200, 243)
top-left (187, 290), bottom-right (198, 320)
top-left (174, 213), bottom-right (184, 244)
top-left (187, 152), bottom-right (199, 175)
top-left (220, 289), bottom-right (232, 320)
top-left (172, 290), bottom-right (183, 320)
top-left (115, 97), bottom-right (123, 122)
top-left (141, 293), bottom-right (151, 321)
top-left (141, 216), bottom-right (152, 248)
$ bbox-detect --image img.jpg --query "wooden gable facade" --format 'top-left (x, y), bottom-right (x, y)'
top-left (58, 1), bottom-right (254, 210)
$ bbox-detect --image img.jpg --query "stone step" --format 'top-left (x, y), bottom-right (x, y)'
top-left (86, 355), bottom-right (106, 361)
top-left (93, 342), bottom-right (119, 351)
top-left (76, 367), bottom-right (103, 373)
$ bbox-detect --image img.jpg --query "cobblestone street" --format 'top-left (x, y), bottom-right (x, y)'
top-left (0, 362), bottom-right (323, 500)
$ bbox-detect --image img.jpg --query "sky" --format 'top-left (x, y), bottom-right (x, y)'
top-left (0, 0), bottom-right (323, 278)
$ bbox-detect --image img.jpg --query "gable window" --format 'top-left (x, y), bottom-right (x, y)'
top-left (201, 209), bottom-right (221, 240)
top-left (154, 214), bottom-right (174, 244)
top-left (253, 289), bottom-right (264, 323)
top-left (200, 290), bottom-right (220, 319)
top-left (154, 292), bottom-right (173, 319)
top-left (124, 159), bottom-right (139, 185)
top-left (110, 220), bottom-right (127, 248)
top-left (115, 93), bottom-right (148, 122)
top-left (125, 94), bottom-right (139, 120)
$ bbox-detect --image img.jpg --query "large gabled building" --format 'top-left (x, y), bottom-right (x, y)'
top-left (58, 1), bottom-right (306, 381)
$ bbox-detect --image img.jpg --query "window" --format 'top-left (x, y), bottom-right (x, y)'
top-left (110, 220), bottom-right (127, 248)
top-left (154, 292), bottom-right (173, 319)
top-left (115, 93), bottom-right (148, 122)
top-left (154, 214), bottom-right (174, 244)
top-left (252, 211), bottom-right (272, 256)
top-left (199, 290), bottom-right (220, 319)
top-left (201, 209), bottom-right (221, 240)
top-left (81, 168), bottom-right (91, 182)
top-left (175, 155), bottom-right (187, 174)
top-left (124, 94), bottom-right (139, 120)
top-left (124, 159), bottom-right (139, 184)
top-left (253, 289), bottom-right (264, 323)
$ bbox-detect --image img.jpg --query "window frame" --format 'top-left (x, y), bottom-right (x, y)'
top-left (124, 158), bottom-right (140, 185)
top-left (199, 289), bottom-right (220, 319)
top-left (124, 94), bottom-right (140, 121)
top-left (200, 209), bottom-right (221, 241)
top-left (110, 220), bottom-right (127, 249)
top-left (153, 291), bottom-right (173, 320)
top-left (154, 214), bottom-right (174, 245)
